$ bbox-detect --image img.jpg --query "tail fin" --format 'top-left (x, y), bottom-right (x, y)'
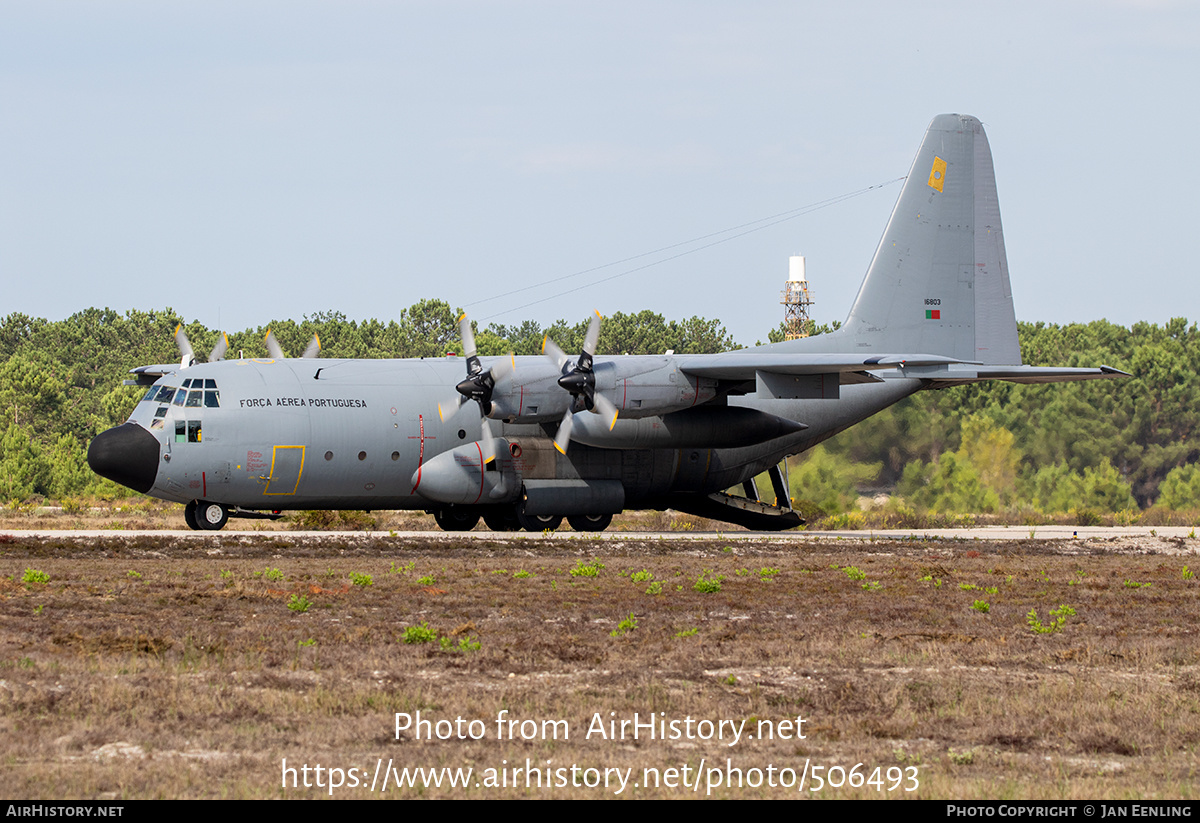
top-left (835, 114), bottom-right (1020, 365)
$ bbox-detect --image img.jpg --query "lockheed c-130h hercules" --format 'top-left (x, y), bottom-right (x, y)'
top-left (88, 114), bottom-right (1127, 532)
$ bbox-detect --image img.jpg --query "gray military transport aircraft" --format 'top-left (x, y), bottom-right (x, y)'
top-left (88, 114), bottom-right (1127, 532)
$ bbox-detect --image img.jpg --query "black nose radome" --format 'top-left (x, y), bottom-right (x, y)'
top-left (88, 423), bottom-right (160, 494)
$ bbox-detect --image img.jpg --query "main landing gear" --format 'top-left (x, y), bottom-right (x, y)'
top-left (432, 506), bottom-right (613, 533)
top-left (184, 500), bottom-right (229, 531)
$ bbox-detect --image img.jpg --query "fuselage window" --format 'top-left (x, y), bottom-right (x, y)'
top-left (358, 451), bottom-right (367, 461)
top-left (188, 421), bottom-right (202, 443)
top-left (391, 451), bottom-right (399, 461)
top-left (175, 421), bottom-right (186, 443)
top-left (324, 451), bottom-right (333, 461)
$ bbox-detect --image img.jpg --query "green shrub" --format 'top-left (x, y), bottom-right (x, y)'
top-left (22, 568), bottom-right (49, 585)
top-left (403, 623), bottom-right (438, 644)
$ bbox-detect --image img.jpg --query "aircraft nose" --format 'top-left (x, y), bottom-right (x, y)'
top-left (87, 423), bottom-right (161, 494)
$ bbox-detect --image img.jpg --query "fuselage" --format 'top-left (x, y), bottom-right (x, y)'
top-left (91, 354), bottom-right (922, 515)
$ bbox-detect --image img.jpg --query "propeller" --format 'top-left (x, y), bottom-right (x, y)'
top-left (264, 329), bottom-right (286, 360)
top-left (542, 310), bottom-right (618, 454)
top-left (439, 313), bottom-right (514, 464)
top-left (264, 329), bottom-right (322, 359)
top-left (175, 325), bottom-right (229, 368)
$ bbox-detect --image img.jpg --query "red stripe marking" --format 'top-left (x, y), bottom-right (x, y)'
top-left (411, 414), bottom-right (425, 493)
top-left (202, 471), bottom-right (206, 497)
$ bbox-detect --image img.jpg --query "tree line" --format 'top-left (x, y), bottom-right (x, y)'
top-left (1, 303), bottom-right (1196, 517)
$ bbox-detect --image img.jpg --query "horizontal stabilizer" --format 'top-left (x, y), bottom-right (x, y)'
top-left (907, 364), bottom-right (1131, 388)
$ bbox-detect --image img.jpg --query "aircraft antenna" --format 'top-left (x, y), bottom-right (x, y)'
top-left (781, 255), bottom-right (814, 339)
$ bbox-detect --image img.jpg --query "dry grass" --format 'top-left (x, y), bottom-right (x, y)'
top-left (1, 532), bottom-right (1198, 799)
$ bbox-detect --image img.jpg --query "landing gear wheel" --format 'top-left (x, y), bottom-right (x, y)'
top-left (184, 500), bottom-right (200, 531)
top-left (434, 508), bottom-right (481, 532)
top-left (516, 511), bottom-right (563, 532)
top-left (482, 507), bottom-right (521, 531)
top-left (567, 513), bottom-right (612, 532)
top-left (197, 501), bottom-right (228, 531)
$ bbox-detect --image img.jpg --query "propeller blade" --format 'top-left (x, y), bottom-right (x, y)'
top-left (175, 325), bottom-right (195, 368)
top-left (553, 408), bottom-right (574, 455)
top-left (592, 391), bottom-right (619, 430)
top-left (264, 329), bottom-right (286, 360)
top-left (208, 332), bottom-right (229, 363)
top-left (489, 353), bottom-right (515, 385)
top-left (301, 333), bottom-right (321, 359)
top-left (458, 313), bottom-right (477, 361)
top-left (438, 395), bottom-right (466, 422)
top-left (542, 336), bottom-right (569, 370)
top-left (582, 310), bottom-right (602, 357)
top-left (480, 418), bottom-right (496, 465)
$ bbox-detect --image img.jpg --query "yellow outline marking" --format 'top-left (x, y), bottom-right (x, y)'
top-left (264, 445), bottom-right (306, 495)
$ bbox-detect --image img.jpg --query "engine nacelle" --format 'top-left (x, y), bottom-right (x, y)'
top-left (489, 358), bottom-right (718, 423)
top-left (412, 442), bottom-right (519, 506)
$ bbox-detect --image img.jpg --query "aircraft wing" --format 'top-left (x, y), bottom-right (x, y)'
top-left (679, 353), bottom-right (1128, 399)
top-left (679, 352), bottom-right (974, 380)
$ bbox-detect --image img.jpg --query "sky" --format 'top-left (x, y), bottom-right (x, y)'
top-left (2, 1), bottom-right (1198, 347)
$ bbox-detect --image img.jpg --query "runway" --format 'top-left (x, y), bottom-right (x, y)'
top-left (3, 525), bottom-right (1197, 541)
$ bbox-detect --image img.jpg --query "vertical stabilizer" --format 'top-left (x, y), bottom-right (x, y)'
top-left (835, 114), bottom-right (1020, 364)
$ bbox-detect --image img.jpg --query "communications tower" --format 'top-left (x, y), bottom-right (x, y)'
top-left (780, 255), bottom-right (814, 339)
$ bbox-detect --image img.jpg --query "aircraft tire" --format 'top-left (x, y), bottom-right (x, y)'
top-left (567, 513), bottom-right (612, 532)
top-left (198, 501), bottom-right (229, 531)
top-left (516, 511), bottom-right (562, 532)
top-left (434, 508), bottom-right (481, 532)
top-left (482, 508), bottom-right (521, 531)
top-left (184, 501), bottom-right (201, 531)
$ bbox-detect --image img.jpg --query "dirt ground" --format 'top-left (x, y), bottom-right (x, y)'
top-left (1, 529), bottom-right (1198, 799)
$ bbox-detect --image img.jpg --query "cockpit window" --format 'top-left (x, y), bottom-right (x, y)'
top-left (154, 386), bottom-right (177, 404)
top-left (204, 390), bottom-right (220, 408)
top-left (172, 390), bottom-right (186, 407)
top-left (185, 391), bottom-right (203, 408)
